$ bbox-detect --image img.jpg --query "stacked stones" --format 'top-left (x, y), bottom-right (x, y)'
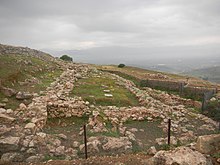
top-left (0, 63), bottom-right (91, 162)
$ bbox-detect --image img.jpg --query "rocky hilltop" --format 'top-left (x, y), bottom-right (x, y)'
top-left (0, 44), bottom-right (54, 62)
top-left (0, 44), bottom-right (219, 165)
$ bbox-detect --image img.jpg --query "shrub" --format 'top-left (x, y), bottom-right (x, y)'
top-left (60, 55), bottom-right (73, 62)
top-left (118, 64), bottom-right (125, 68)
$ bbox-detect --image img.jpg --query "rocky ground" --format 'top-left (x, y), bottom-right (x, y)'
top-left (0, 61), bottom-right (220, 164)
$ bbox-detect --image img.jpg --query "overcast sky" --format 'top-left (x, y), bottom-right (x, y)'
top-left (0, 0), bottom-right (220, 56)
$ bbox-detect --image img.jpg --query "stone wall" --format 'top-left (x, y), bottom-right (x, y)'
top-left (104, 70), bottom-right (216, 100)
top-left (47, 97), bottom-right (89, 118)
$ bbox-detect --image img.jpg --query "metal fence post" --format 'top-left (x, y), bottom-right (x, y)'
top-left (201, 93), bottom-right (205, 112)
top-left (219, 121), bottom-right (220, 131)
top-left (168, 119), bottom-right (171, 146)
top-left (83, 124), bottom-right (88, 159)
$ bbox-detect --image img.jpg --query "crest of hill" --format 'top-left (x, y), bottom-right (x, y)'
top-left (0, 44), bottom-right (54, 62)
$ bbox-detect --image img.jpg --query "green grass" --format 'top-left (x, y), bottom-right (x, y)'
top-left (71, 76), bottom-right (139, 107)
top-left (88, 119), bottom-right (120, 138)
top-left (33, 70), bottom-right (62, 93)
top-left (212, 152), bottom-right (220, 158)
top-left (88, 130), bottom-right (120, 138)
top-left (124, 120), bottom-right (165, 151)
top-left (101, 70), bottom-right (141, 87)
top-left (0, 54), bottom-right (62, 109)
top-left (203, 100), bottom-right (220, 122)
top-left (98, 65), bottom-right (219, 101)
top-left (44, 116), bottom-right (88, 137)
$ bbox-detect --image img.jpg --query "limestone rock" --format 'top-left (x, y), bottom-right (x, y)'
top-left (26, 148), bottom-right (36, 154)
top-left (26, 155), bottom-right (43, 163)
top-left (0, 103), bottom-right (6, 108)
top-left (75, 73), bottom-right (82, 79)
top-left (148, 146), bottom-right (212, 165)
top-left (147, 146), bottom-right (157, 155)
top-left (55, 146), bottom-right (65, 156)
top-left (104, 94), bottom-right (113, 97)
top-left (57, 133), bottom-right (67, 140)
top-left (36, 132), bottom-right (47, 138)
top-left (6, 109), bottom-right (13, 114)
top-left (0, 87), bottom-right (17, 97)
top-left (24, 122), bottom-right (36, 129)
top-left (0, 136), bottom-right (20, 153)
top-left (16, 91), bottom-right (32, 100)
top-left (196, 134), bottom-right (220, 154)
top-left (0, 114), bottom-right (15, 123)
top-left (79, 137), bottom-right (101, 153)
top-left (0, 108), bottom-right (6, 113)
top-left (19, 103), bottom-right (27, 110)
top-left (0, 126), bottom-right (11, 136)
top-left (102, 137), bottom-right (132, 152)
top-left (2, 98), bottom-right (9, 103)
top-left (72, 141), bottom-right (80, 148)
top-left (1, 152), bottom-right (24, 162)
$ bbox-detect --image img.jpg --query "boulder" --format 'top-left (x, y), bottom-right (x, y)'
top-left (79, 137), bottom-right (101, 153)
top-left (16, 91), bottom-right (32, 100)
top-left (6, 109), bottom-right (13, 114)
top-left (72, 141), bottom-right (80, 148)
top-left (196, 134), bottom-right (220, 154)
top-left (55, 146), bottom-right (65, 156)
top-left (148, 146), bottom-right (212, 165)
top-left (0, 126), bottom-right (11, 136)
top-left (0, 114), bottom-right (15, 123)
top-left (147, 146), bottom-right (157, 155)
top-left (102, 137), bottom-right (132, 152)
top-left (19, 103), bottom-right (27, 110)
top-left (65, 148), bottom-right (77, 157)
top-left (0, 103), bottom-right (6, 108)
top-left (24, 122), bottom-right (36, 129)
top-left (0, 87), bottom-right (17, 97)
top-left (75, 73), bottom-right (82, 79)
top-left (57, 134), bottom-right (67, 140)
top-left (2, 98), bottom-right (9, 103)
top-left (0, 108), bottom-right (6, 113)
top-left (0, 136), bottom-right (20, 153)
top-left (26, 155), bottom-right (43, 163)
top-left (104, 94), bottom-right (113, 97)
top-left (1, 152), bottom-right (24, 162)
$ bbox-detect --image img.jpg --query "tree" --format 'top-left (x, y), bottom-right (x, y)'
top-left (118, 64), bottom-right (125, 68)
top-left (60, 55), bottom-right (73, 62)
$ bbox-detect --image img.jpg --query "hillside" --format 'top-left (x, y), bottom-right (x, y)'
top-left (184, 66), bottom-right (220, 84)
top-left (0, 44), bottom-right (219, 164)
top-left (0, 44), bottom-right (63, 109)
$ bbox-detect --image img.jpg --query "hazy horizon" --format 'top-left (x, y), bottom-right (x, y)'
top-left (1, 0), bottom-right (220, 73)
top-left (0, 0), bottom-right (220, 59)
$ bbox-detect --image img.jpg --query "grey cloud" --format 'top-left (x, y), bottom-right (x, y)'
top-left (0, 0), bottom-right (219, 59)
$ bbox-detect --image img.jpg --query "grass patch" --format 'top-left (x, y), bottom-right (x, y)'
top-left (44, 116), bottom-right (88, 134)
top-left (212, 152), bottom-right (220, 158)
top-left (203, 100), bottom-right (220, 122)
top-left (98, 65), bottom-right (217, 101)
top-left (0, 54), bottom-right (62, 109)
top-left (132, 141), bottom-right (142, 153)
top-left (71, 76), bottom-right (139, 107)
top-left (124, 120), bottom-right (165, 150)
top-left (88, 130), bottom-right (120, 138)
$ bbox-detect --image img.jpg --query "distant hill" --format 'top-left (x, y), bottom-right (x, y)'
top-left (183, 66), bottom-right (220, 84)
top-left (44, 45), bottom-right (220, 74)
